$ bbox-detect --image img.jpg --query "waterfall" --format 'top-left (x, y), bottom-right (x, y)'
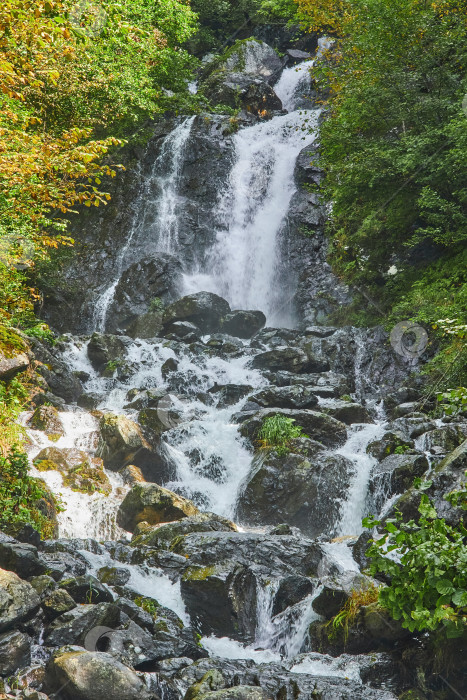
top-left (92, 117), bottom-right (195, 331)
top-left (184, 64), bottom-right (320, 326)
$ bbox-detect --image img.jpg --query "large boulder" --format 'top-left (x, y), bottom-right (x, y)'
top-left (34, 447), bottom-right (111, 496)
top-left (45, 648), bottom-right (152, 700)
top-left (0, 629), bottom-right (31, 675)
top-left (86, 333), bottom-right (126, 373)
top-left (0, 568), bottom-right (40, 632)
top-left (368, 453), bottom-right (429, 514)
top-left (106, 254), bottom-right (182, 333)
top-left (247, 385), bottom-right (318, 410)
top-left (391, 439), bottom-right (467, 527)
top-left (28, 405), bottom-right (65, 440)
top-left (222, 40), bottom-right (283, 80)
top-left (236, 450), bottom-right (354, 538)
top-left (131, 513), bottom-right (237, 549)
top-left (0, 349), bottom-right (29, 381)
top-left (0, 533), bottom-right (47, 578)
top-left (251, 347), bottom-right (328, 373)
top-left (271, 370), bottom-right (350, 397)
top-left (312, 572), bottom-right (380, 619)
top-left (321, 400), bottom-right (374, 425)
top-left (162, 292), bottom-right (231, 333)
top-left (239, 408), bottom-right (347, 448)
top-left (181, 562), bottom-right (257, 641)
top-left (220, 310), bottom-right (266, 339)
top-left (117, 483), bottom-right (199, 532)
top-left (44, 603), bottom-right (119, 647)
top-left (171, 531), bottom-right (323, 578)
top-left (97, 413), bottom-right (153, 472)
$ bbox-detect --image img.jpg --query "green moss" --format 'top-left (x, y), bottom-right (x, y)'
top-left (182, 565), bottom-right (216, 582)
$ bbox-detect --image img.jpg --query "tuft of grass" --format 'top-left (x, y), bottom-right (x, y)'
top-left (257, 414), bottom-right (308, 456)
top-left (327, 583), bottom-right (381, 643)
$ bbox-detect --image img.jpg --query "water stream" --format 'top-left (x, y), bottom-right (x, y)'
top-left (24, 53), bottom-right (403, 682)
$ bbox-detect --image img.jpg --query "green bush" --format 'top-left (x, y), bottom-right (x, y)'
top-left (363, 481), bottom-right (467, 639)
top-left (0, 448), bottom-right (58, 539)
top-left (257, 414), bottom-right (308, 455)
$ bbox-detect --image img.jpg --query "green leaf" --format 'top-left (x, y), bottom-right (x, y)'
top-left (435, 579), bottom-right (456, 596)
top-left (452, 589), bottom-right (467, 607)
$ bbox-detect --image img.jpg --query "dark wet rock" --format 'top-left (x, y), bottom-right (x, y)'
top-left (113, 597), bottom-right (154, 633)
top-left (172, 531), bottom-right (323, 578)
top-left (312, 572), bottom-right (380, 619)
top-left (420, 424), bottom-right (467, 454)
top-left (0, 629), bottom-right (31, 675)
top-left (29, 574), bottom-right (56, 598)
top-left (127, 310), bottom-right (164, 339)
top-left (321, 400), bottom-right (374, 425)
top-left (30, 337), bottom-right (83, 403)
top-left (164, 321), bottom-right (202, 342)
top-left (181, 561), bottom-right (257, 641)
top-left (42, 589), bottom-right (76, 621)
top-left (44, 603), bottom-right (119, 646)
top-left (96, 566), bottom-right (130, 587)
top-left (117, 483), bottom-right (199, 532)
top-left (251, 346), bottom-right (329, 373)
top-left (163, 292), bottom-right (230, 334)
top-left (0, 568), bottom-right (40, 632)
top-left (250, 327), bottom-right (301, 349)
top-left (204, 73), bottom-right (282, 115)
top-left (77, 392), bottom-right (101, 410)
top-left (286, 48), bottom-right (313, 64)
top-left (33, 447), bottom-right (111, 496)
top-left (393, 401), bottom-right (420, 418)
top-left (391, 439), bottom-right (467, 527)
top-left (39, 550), bottom-right (88, 581)
top-left (98, 617), bottom-right (159, 669)
top-left (209, 384), bottom-right (253, 408)
top-left (236, 450), bottom-right (354, 538)
top-left (212, 40), bottom-right (283, 82)
top-left (124, 387), bottom-right (167, 411)
top-left (0, 349), bottom-right (29, 381)
top-left (270, 370), bottom-right (350, 397)
top-left (0, 534), bottom-right (47, 579)
top-left (175, 656), bottom-right (398, 699)
top-left (220, 310), bottom-right (266, 339)
top-left (2, 523), bottom-right (40, 548)
top-left (59, 575), bottom-right (113, 604)
top-left (205, 334), bottom-right (243, 356)
top-left (272, 575), bottom-right (315, 615)
top-left (87, 333), bottom-right (126, 373)
top-left (366, 432), bottom-right (415, 461)
top-left (368, 453), bottom-right (429, 514)
top-left (195, 689), bottom-right (269, 700)
top-left (106, 254), bottom-right (182, 333)
top-left (184, 669), bottom-right (225, 699)
top-left (45, 647), bottom-right (152, 700)
top-left (238, 408), bottom-right (347, 448)
top-left (248, 385), bottom-right (318, 409)
top-left (131, 513), bottom-right (236, 549)
top-left (97, 412), bottom-right (154, 473)
top-left (152, 609), bottom-right (208, 662)
top-left (389, 415), bottom-right (437, 440)
top-left (28, 405), bottom-right (65, 440)
top-left (119, 464), bottom-right (146, 486)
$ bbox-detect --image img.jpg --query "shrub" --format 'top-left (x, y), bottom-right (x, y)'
top-left (257, 414), bottom-right (308, 455)
top-left (363, 481), bottom-right (467, 639)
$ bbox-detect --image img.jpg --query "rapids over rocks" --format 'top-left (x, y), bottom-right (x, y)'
top-left (4, 38), bottom-right (467, 700)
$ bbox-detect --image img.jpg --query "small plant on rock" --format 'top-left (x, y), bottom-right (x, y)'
top-left (257, 414), bottom-right (308, 456)
top-left (149, 297), bottom-right (164, 312)
top-left (327, 583), bottom-right (381, 642)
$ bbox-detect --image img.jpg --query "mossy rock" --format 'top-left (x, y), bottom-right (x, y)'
top-left (33, 447), bottom-right (111, 496)
top-left (28, 405), bottom-right (65, 440)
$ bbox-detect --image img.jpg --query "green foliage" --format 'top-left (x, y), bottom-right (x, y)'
top-left (134, 595), bottom-right (160, 618)
top-left (0, 448), bottom-right (57, 538)
top-left (257, 414), bottom-right (308, 455)
top-left (297, 0), bottom-right (467, 389)
top-left (394, 445), bottom-right (411, 455)
top-left (363, 483), bottom-right (467, 639)
top-left (437, 387), bottom-right (467, 417)
top-left (149, 297), bottom-right (164, 311)
top-left (327, 583), bottom-right (380, 642)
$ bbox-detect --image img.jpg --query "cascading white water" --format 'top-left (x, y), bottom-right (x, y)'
top-left (183, 64), bottom-right (320, 326)
top-left (92, 117), bottom-right (195, 331)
